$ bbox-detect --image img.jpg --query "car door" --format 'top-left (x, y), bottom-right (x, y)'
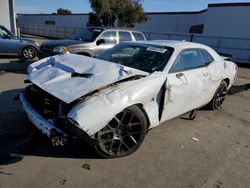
top-left (0, 26), bottom-right (20, 55)
top-left (94, 30), bottom-right (118, 56)
top-left (160, 49), bottom-right (210, 122)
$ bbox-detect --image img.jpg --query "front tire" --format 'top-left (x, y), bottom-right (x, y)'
top-left (94, 105), bottom-right (148, 158)
top-left (22, 46), bottom-right (37, 59)
top-left (207, 81), bottom-right (228, 110)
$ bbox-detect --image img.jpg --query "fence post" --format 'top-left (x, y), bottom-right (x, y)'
top-left (190, 34), bottom-right (194, 42)
top-left (148, 32), bottom-right (151, 40)
top-left (217, 37), bottom-right (222, 51)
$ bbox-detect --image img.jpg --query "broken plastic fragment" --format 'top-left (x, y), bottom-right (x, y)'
top-left (191, 137), bottom-right (199, 142)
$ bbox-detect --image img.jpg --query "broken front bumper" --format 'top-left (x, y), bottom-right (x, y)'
top-left (20, 92), bottom-right (95, 146)
top-left (19, 92), bottom-right (65, 138)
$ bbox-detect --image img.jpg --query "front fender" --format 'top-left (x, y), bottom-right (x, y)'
top-left (67, 72), bottom-right (167, 136)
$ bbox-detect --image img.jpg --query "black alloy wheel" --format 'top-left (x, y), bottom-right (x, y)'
top-left (94, 105), bottom-right (148, 158)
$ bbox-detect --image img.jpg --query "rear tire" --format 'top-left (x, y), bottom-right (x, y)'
top-left (207, 81), bottom-right (228, 110)
top-left (94, 105), bottom-right (148, 158)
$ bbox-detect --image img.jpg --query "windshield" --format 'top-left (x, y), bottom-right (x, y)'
top-left (72, 28), bottom-right (103, 42)
top-left (97, 43), bottom-right (174, 73)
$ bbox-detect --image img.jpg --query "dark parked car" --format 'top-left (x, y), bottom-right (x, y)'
top-left (38, 27), bottom-right (146, 59)
top-left (0, 25), bottom-right (39, 59)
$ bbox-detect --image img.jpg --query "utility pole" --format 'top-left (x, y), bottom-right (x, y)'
top-left (9, 0), bottom-right (17, 35)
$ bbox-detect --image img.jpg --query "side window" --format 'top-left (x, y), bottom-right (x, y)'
top-left (119, 31), bottom-right (132, 42)
top-left (170, 49), bottom-right (204, 73)
top-left (0, 27), bottom-right (9, 38)
top-left (100, 31), bottom-right (117, 44)
top-left (132, 32), bottom-right (145, 41)
top-left (199, 49), bottom-right (214, 66)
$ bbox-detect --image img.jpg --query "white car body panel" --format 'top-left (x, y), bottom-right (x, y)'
top-left (162, 66), bottom-right (210, 121)
top-left (22, 40), bottom-right (238, 139)
top-left (67, 72), bottom-right (167, 135)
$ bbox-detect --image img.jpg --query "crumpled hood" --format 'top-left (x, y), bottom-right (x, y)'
top-left (28, 54), bottom-right (148, 104)
top-left (41, 39), bottom-right (84, 48)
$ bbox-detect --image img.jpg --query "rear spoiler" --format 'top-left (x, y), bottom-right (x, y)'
top-left (218, 53), bottom-right (233, 61)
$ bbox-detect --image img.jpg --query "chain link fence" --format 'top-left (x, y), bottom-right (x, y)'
top-left (144, 32), bottom-right (250, 63)
top-left (18, 23), bottom-right (250, 63)
top-left (18, 24), bottom-right (81, 39)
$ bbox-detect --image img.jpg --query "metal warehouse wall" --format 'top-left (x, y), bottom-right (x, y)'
top-left (17, 14), bottom-right (89, 27)
top-left (134, 11), bottom-right (206, 33)
top-left (16, 3), bottom-right (250, 38)
top-left (203, 6), bottom-right (250, 37)
top-left (0, 0), bottom-right (11, 30)
top-left (0, 0), bottom-right (16, 34)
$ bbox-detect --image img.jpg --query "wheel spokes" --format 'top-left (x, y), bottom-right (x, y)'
top-left (97, 109), bottom-right (144, 156)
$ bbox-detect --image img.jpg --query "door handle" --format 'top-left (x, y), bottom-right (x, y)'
top-left (176, 73), bottom-right (184, 79)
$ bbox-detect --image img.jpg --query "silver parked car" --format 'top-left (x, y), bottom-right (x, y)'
top-left (0, 25), bottom-right (39, 59)
top-left (38, 27), bottom-right (146, 58)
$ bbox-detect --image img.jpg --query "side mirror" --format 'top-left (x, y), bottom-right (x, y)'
top-left (96, 39), bottom-right (105, 46)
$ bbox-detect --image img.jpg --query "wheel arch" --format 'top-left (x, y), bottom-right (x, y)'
top-left (20, 45), bottom-right (38, 57)
top-left (134, 103), bottom-right (151, 129)
top-left (222, 78), bottom-right (230, 88)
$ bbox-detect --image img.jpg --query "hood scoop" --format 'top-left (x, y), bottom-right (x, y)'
top-left (71, 72), bottom-right (93, 78)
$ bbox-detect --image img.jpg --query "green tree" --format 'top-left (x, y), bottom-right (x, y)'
top-left (87, 12), bottom-right (102, 27)
top-left (89, 0), bottom-right (148, 27)
top-left (57, 8), bottom-right (72, 15)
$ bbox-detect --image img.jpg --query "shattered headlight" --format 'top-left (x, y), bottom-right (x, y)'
top-left (53, 46), bottom-right (69, 54)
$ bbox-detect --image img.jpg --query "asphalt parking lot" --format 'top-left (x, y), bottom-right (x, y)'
top-left (0, 54), bottom-right (250, 187)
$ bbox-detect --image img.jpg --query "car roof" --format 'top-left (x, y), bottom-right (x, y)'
top-left (86, 27), bottom-right (140, 32)
top-left (128, 40), bottom-right (209, 49)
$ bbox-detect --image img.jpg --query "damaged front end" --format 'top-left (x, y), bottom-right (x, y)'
top-left (20, 84), bottom-right (96, 146)
top-left (20, 54), bottom-right (168, 150)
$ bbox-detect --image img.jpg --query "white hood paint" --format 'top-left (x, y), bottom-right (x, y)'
top-left (28, 54), bottom-right (148, 103)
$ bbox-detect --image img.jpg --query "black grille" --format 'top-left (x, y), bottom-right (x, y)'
top-left (40, 45), bottom-right (54, 52)
top-left (25, 85), bottom-right (66, 119)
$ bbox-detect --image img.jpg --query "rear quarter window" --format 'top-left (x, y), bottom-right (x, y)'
top-left (119, 31), bottom-right (132, 42)
top-left (132, 32), bottom-right (145, 41)
top-left (199, 49), bottom-right (214, 66)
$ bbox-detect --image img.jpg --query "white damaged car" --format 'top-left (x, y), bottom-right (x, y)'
top-left (20, 40), bottom-right (237, 157)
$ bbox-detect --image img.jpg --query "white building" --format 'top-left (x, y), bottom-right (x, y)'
top-left (17, 2), bottom-right (250, 38)
top-left (0, 0), bottom-right (16, 34)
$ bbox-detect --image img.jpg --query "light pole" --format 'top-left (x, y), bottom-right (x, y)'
top-left (9, 0), bottom-right (17, 35)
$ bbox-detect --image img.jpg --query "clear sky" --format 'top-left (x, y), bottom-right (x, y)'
top-left (16, 0), bottom-right (250, 14)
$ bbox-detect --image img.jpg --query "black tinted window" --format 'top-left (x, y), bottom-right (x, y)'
top-left (98, 43), bottom-right (173, 73)
top-left (119, 31), bottom-right (132, 42)
top-left (73, 28), bottom-right (103, 42)
top-left (199, 49), bottom-right (214, 65)
top-left (170, 49), bottom-right (204, 73)
top-left (133, 32), bottom-right (145, 41)
top-left (100, 31), bottom-right (117, 44)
